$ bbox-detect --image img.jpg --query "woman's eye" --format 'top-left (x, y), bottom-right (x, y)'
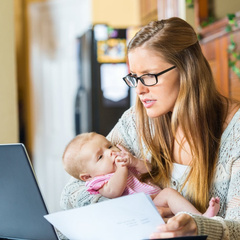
top-left (98, 155), bottom-right (103, 160)
top-left (108, 145), bottom-right (112, 149)
top-left (143, 74), bottom-right (155, 79)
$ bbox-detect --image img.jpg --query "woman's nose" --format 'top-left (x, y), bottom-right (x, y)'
top-left (135, 80), bottom-right (149, 95)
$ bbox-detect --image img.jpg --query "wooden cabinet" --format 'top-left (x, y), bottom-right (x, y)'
top-left (200, 14), bottom-right (240, 101)
top-left (230, 30), bottom-right (240, 100)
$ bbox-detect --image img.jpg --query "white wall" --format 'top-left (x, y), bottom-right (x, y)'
top-left (29, 0), bottom-right (92, 213)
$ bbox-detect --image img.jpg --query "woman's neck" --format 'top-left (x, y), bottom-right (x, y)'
top-left (172, 127), bottom-right (192, 165)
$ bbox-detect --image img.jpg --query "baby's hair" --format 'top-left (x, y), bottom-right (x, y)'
top-left (62, 132), bottom-right (98, 179)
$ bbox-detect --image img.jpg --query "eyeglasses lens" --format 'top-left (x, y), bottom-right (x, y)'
top-left (125, 76), bottom-right (136, 87)
top-left (141, 74), bottom-right (156, 86)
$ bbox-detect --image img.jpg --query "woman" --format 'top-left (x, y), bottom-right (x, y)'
top-left (61, 17), bottom-right (240, 239)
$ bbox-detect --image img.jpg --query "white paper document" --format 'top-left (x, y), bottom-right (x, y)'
top-left (45, 193), bottom-right (165, 240)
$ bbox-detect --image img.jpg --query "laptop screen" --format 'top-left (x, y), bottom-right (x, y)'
top-left (0, 144), bottom-right (59, 240)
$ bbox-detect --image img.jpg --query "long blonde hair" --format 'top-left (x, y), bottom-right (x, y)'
top-left (128, 17), bottom-right (228, 212)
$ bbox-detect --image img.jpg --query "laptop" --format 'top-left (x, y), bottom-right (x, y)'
top-left (0, 144), bottom-right (59, 240)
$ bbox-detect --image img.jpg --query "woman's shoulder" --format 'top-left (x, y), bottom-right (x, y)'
top-left (221, 106), bottom-right (240, 142)
top-left (107, 106), bottom-right (142, 156)
top-left (219, 106), bottom-right (240, 162)
top-left (223, 102), bottom-right (240, 130)
top-left (120, 106), bottom-right (136, 120)
top-left (108, 106), bottom-right (137, 139)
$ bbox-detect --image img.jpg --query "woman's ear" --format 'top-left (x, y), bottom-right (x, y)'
top-left (79, 173), bottom-right (92, 181)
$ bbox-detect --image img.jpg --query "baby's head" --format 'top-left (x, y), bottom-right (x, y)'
top-left (62, 132), bottom-right (119, 181)
top-left (62, 132), bottom-right (96, 180)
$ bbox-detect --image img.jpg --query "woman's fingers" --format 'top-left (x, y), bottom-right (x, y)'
top-left (161, 214), bottom-right (197, 233)
top-left (116, 144), bottom-right (128, 153)
top-left (155, 206), bottom-right (174, 220)
top-left (150, 213), bottom-right (197, 239)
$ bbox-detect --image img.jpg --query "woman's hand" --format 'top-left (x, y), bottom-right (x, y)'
top-left (150, 213), bottom-right (198, 239)
top-left (155, 206), bottom-right (174, 223)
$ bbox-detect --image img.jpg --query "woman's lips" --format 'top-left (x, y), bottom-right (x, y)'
top-left (141, 99), bottom-right (156, 108)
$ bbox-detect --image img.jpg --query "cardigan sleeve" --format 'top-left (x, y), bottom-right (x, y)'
top-left (60, 177), bottom-right (108, 209)
top-left (181, 112), bottom-right (240, 239)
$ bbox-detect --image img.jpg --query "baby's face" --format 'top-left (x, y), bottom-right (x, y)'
top-left (81, 135), bottom-right (120, 178)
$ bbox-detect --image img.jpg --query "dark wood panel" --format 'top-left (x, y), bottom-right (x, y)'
top-left (229, 31), bottom-right (240, 101)
top-left (200, 12), bottom-right (240, 100)
top-left (201, 35), bottom-right (229, 97)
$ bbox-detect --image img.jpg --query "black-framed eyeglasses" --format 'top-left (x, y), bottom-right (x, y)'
top-left (123, 66), bottom-right (176, 88)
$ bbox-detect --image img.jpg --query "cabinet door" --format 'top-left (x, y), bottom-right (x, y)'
top-left (229, 31), bottom-right (240, 101)
top-left (201, 36), bottom-right (229, 98)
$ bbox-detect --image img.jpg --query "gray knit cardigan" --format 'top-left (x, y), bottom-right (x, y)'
top-left (60, 107), bottom-right (240, 239)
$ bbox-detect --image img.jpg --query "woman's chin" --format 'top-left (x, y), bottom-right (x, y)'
top-left (146, 113), bottom-right (160, 118)
top-left (146, 108), bottom-right (168, 118)
top-left (146, 109), bottom-right (161, 118)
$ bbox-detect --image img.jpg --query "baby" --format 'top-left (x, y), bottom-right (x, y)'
top-left (62, 132), bottom-right (220, 218)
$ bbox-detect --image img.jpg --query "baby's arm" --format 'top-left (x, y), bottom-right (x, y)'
top-left (114, 144), bottom-right (151, 174)
top-left (98, 161), bottom-right (128, 198)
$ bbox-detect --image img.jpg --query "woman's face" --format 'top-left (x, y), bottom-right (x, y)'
top-left (128, 46), bottom-right (180, 118)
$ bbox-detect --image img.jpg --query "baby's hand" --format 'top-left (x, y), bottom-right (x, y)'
top-left (113, 145), bottom-right (138, 167)
top-left (115, 156), bottom-right (128, 169)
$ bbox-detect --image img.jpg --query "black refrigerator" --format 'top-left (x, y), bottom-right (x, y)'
top-left (75, 24), bottom-right (130, 136)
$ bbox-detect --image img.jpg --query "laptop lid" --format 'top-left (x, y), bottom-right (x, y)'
top-left (0, 144), bottom-right (59, 240)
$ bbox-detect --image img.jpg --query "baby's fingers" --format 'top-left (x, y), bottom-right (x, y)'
top-left (116, 157), bottom-right (126, 163)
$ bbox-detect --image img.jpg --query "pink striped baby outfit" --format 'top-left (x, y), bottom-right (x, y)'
top-left (86, 167), bottom-right (161, 196)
